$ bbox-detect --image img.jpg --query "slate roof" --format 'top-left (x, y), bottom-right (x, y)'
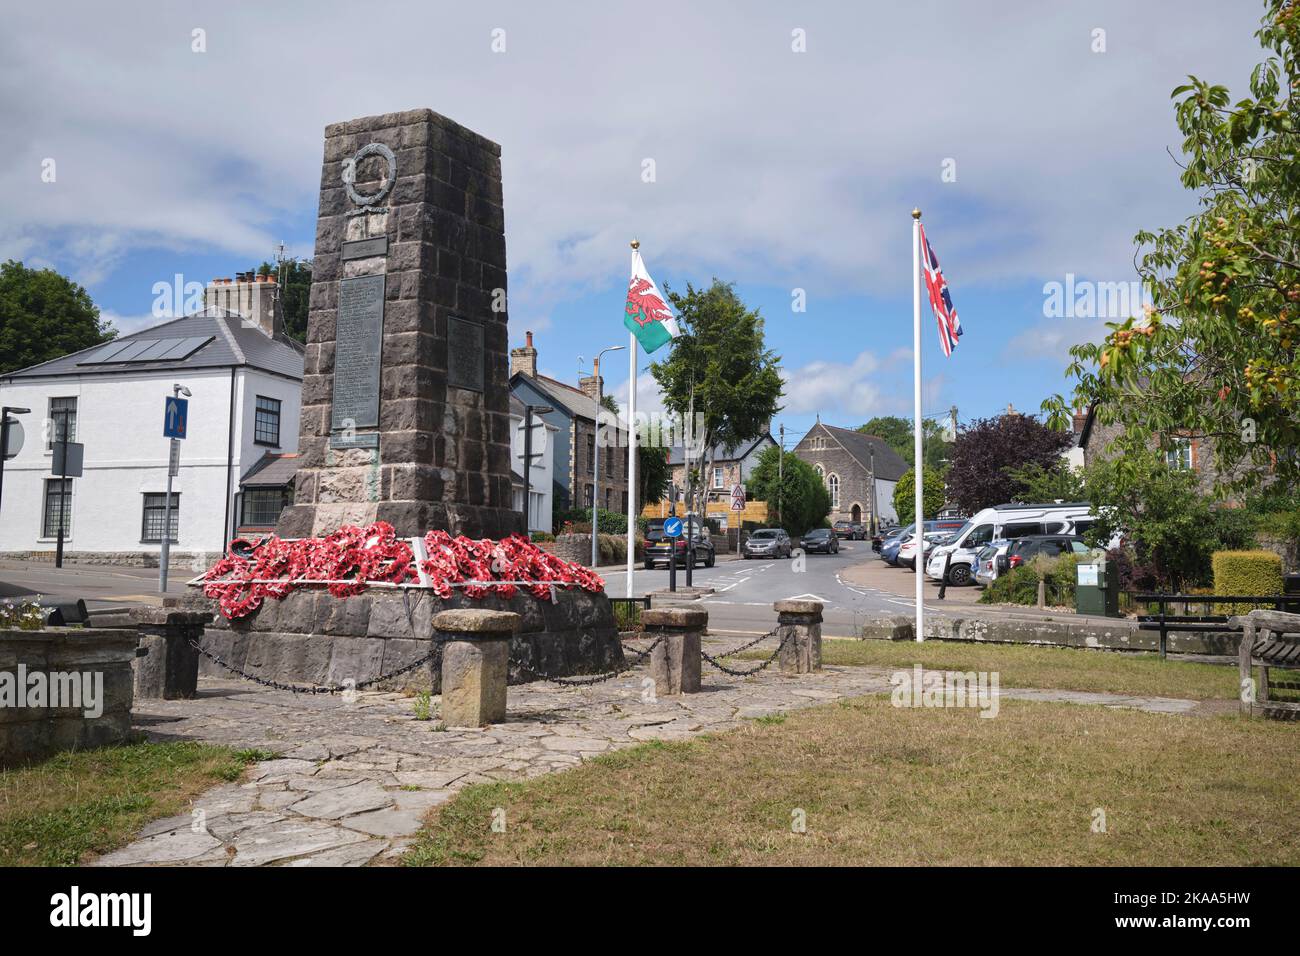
top-left (240, 452), bottom-right (300, 488)
top-left (1, 308), bottom-right (305, 382)
top-left (509, 371), bottom-right (627, 429)
top-left (817, 424), bottom-right (910, 482)
top-left (666, 434), bottom-right (775, 466)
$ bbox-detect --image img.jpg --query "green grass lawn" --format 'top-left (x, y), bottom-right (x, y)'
top-left (405, 697), bottom-right (1300, 866)
top-left (0, 740), bottom-right (260, 866)
top-left (738, 639), bottom-right (1239, 700)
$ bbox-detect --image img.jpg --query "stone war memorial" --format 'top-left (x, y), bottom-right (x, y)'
top-left (191, 110), bottom-right (623, 692)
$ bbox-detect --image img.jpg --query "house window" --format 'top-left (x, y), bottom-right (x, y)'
top-left (712, 467), bottom-right (724, 489)
top-left (605, 487), bottom-right (612, 510)
top-left (814, 464), bottom-right (824, 478)
top-left (42, 478), bottom-right (73, 537)
top-left (47, 397), bottom-right (77, 450)
top-left (828, 474), bottom-right (840, 509)
top-left (141, 492), bottom-right (180, 543)
top-left (1165, 437), bottom-right (1193, 470)
top-left (241, 487), bottom-right (293, 527)
top-left (586, 433), bottom-right (595, 474)
top-left (254, 396), bottom-right (281, 446)
top-left (584, 484), bottom-right (593, 507)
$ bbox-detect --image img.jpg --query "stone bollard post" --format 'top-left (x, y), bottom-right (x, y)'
top-left (434, 609), bottom-right (519, 727)
top-left (642, 607), bottom-right (705, 695)
top-left (774, 600), bottom-right (823, 674)
top-left (90, 607), bottom-right (212, 700)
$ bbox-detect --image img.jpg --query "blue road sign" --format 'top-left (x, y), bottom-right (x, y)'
top-left (164, 396), bottom-right (189, 440)
top-left (664, 517), bottom-right (683, 538)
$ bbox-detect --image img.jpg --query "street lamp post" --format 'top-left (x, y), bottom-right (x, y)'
top-left (159, 384), bottom-right (191, 593)
top-left (0, 406), bottom-right (31, 522)
top-left (589, 344), bottom-right (624, 568)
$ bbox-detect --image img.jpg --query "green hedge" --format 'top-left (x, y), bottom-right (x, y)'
top-left (979, 553), bottom-right (1081, 607)
top-left (1211, 550), bottom-right (1283, 614)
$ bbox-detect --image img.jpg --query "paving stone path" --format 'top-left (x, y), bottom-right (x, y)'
top-left (97, 639), bottom-right (1221, 867)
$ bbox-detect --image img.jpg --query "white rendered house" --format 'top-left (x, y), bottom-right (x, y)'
top-left (0, 275), bottom-right (303, 567)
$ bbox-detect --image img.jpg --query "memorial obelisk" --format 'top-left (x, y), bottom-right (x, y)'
top-left (277, 110), bottom-right (522, 540)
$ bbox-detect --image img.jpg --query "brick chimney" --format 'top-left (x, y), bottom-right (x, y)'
top-left (204, 274), bottom-right (283, 339)
top-left (511, 330), bottom-right (538, 377)
top-left (578, 355), bottom-right (604, 402)
top-left (1072, 406), bottom-right (1088, 434)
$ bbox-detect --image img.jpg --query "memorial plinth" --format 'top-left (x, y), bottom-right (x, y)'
top-left (276, 109), bottom-right (522, 540)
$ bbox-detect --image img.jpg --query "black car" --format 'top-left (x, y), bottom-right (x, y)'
top-left (800, 528), bottom-right (839, 554)
top-left (742, 528), bottom-right (793, 559)
top-left (996, 534), bottom-right (1092, 574)
top-left (644, 529), bottom-right (716, 569)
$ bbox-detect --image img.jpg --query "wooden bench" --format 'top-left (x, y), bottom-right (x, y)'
top-left (1235, 609), bottom-right (1300, 718)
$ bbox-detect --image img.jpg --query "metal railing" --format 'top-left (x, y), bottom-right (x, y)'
top-left (1133, 593), bottom-right (1300, 660)
top-left (609, 595), bottom-right (650, 632)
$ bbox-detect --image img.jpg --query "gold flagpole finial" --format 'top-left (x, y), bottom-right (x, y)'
top-left (630, 239), bottom-right (640, 250)
top-left (911, 208), bottom-right (922, 220)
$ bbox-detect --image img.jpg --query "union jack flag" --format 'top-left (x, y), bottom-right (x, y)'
top-left (919, 223), bottom-right (962, 357)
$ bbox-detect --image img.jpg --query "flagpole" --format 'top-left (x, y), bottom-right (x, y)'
top-left (626, 240), bottom-right (640, 599)
top-left (912, 208), bottom-right (925, 643)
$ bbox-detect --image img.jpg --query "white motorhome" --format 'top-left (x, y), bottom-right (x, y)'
top-left (924, 502), bottom-right (1094, 585)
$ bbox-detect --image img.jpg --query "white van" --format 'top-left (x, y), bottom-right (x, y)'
top-left (924, 502), bottom-right (1095, 585)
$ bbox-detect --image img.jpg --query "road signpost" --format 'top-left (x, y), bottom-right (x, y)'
top-left (664, 516), bottom-right (682, 592)
top-left (160, 387), bottom-right (190, 593)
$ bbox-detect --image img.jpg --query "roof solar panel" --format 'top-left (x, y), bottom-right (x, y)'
top-left (106, 339), bottom-right (160, 362)
top-left (155, 335), bottom-right (213, 360)
top-left (77, 340), bottom-right (135, 365)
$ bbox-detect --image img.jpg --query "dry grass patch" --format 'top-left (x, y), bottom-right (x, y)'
top-left (0, 740), bottom-right (258, 866)
top-left (406, 697), bottom-right (1298, 866)
top-left (739, 640), bottom-right (1238, 700)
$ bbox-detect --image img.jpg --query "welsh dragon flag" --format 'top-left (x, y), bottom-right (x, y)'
top-left (623, 249), bottom-right (680, 353)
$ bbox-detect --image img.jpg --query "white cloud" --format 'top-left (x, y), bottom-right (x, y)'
top-left (0, 0), bottom-right (1265, 306)
top-left (782, 351), bottom-right (883, 417)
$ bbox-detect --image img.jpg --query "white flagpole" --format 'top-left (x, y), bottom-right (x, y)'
top-left (626, 240), bottom-right (640, 599)
top-left (912, 208), bottom-right (925, 642)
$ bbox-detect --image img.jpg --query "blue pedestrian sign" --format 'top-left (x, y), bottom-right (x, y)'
top-left (164, 397), bottom-right (189, 439)
top-left (664, 517), bottom-right (683, 538)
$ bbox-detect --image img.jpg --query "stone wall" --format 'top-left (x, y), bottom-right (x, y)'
top-left (191, 585), bottom-right (623, 693)
top-left (0, 628), bottom-right (136, 767)
top-left (0, 550), bottom-right (209, 569)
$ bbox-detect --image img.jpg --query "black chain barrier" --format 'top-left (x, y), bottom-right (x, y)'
top-left (700, 628), bottom-right (791, 677)
top-left (511, 635), bottom-right (665, 686)
top-left (188, 638), bottom-right (439, 695)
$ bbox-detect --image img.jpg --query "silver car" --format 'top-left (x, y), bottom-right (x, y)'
top-left (973, 539), bottom-right (1013, 587)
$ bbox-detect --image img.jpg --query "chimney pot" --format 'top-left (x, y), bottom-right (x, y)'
top-left (526, 330), bottom-right (533, 348)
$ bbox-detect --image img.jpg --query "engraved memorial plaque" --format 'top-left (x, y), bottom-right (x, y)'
top-left (331, 273), bottom-right (385, 430)
top-left (447, 315), bottom-right (484, 392)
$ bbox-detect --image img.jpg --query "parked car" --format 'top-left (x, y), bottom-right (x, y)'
top-left (898, 531), bottom-right (950, 570)
top-left (881, 520), bottom-right (963, 564)
top-left (996, 534), bottom-right (1093, 574)
top-left (874, 525), bottom-right (905, 555)
top-left (832, 521), bottom-right (865, 541)
top-left (644, 529), bottom-right (716, 569)
top-left (849, 522), bottom-right (866, 540)
top-left (800, 528), bottom-right (840, 554)
top-left (923, 503), bottom-right (1093, 585)
top-left (742, 528), bottom-right (793, 559)
top-left (973, 539), bottom-right (1014, 587)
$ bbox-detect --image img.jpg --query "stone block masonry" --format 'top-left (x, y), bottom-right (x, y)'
top-left (0, 628), bottom-right (137, 767)
top-left (277, 109), bottom-right (521, 540)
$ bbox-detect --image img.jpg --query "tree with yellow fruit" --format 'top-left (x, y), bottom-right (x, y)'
top-left (1044, 0), bottom-right (1300, 494)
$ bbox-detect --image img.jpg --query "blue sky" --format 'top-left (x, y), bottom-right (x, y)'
top-left (2, 0), bottom-right (1268, 444)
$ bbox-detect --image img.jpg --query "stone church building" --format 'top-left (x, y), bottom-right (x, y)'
top-left (792, 422), bottom-right (907, 528)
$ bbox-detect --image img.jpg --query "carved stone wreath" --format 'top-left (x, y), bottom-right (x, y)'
top-left (341, 142), bottom-right (396, 208)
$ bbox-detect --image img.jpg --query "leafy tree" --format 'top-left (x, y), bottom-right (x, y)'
top-left (1082, 450), bottom-right (1254, 590)
top-left (1004, 461), bottom-right (1087, 503)
top-left (858, 415), bottom-right (951, 472)
top-left (946, 414), bottom-right (1073, 514)
top-left (256, 259), bottom-right (311, 342)
top-left (649, 280), bottom-right (783, 517)
top-left (0, 261), bottom-right (115, 373)
top-left (746, 444), bottom-right (831, 535)
top-left (1043, 0), bottom-right (1300, 492)
top-left (893, 466), bottom-right (945, 525)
